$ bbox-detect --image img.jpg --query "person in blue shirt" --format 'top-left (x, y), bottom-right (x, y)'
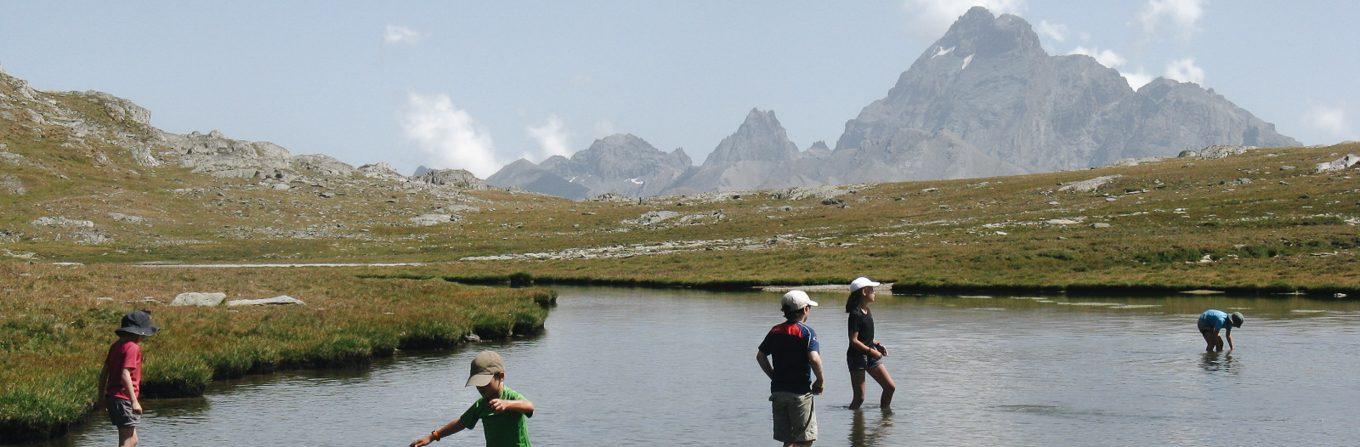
top-left (757, 290), bottom-right (824, 446)
top-left (1198, 309), bottom-right (1244, 352)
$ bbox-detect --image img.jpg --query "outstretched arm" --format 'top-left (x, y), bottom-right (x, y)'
top-left (411, 419), bottom-right (466, 447)
top-left (756, 351), bottom-right (774, 380)
top-left (1225, 330), bottom-right (1234, 351)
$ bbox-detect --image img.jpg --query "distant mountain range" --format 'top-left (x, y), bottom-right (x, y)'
top-left (489, 6), bottom-right (1298, 198)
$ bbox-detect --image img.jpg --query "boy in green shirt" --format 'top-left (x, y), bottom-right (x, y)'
top-left (410, 351), bottom-right (535, 447)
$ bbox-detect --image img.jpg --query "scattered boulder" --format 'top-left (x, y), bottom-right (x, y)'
top-left (463, 333), bottom-right (482, 343)
top-left (357, 162), bottom-right (405, 181)
top-left (1058, 175), bottom-right (1121, 193)
top-left (31, 216), bottom-right (94, 228)
top-left (226, 295), bottom-right (304, 307)
top-left (410, 214), bottom-right (455, 226)
top-left (1199, 145), bottom-right (1252, 159)
top-left (108, 212), bottom-right (149, 225)
top-left (0, 174), bottom-right (23, 195)
top-left (171, 292), bottom-right (227, 307)
top-left (1045, 218), bottom-right (1083, 225)
top-left (1091, 222), bottom-right (1112, 229)
top-left (623, 210), bottom-right (680, 226)
top-left (821, 197), bottom-right (846, 206)
top-left (1314, 154), bottom-right (1360, 173)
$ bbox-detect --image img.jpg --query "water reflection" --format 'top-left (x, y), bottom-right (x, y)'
top-left (1199, 351), bottom-right (1238, 373)
top-left (849, 409), bottom-right (894, 447)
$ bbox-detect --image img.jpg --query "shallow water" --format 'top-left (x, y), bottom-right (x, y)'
top-left (49, 288), bottom-right (1360, 446)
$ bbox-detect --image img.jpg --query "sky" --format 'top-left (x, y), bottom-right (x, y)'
top-left (2, 1), bottom-right (1357, 177)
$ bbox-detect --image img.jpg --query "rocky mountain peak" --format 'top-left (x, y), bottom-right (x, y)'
top-left (702, 108), bottom-right (799, 167)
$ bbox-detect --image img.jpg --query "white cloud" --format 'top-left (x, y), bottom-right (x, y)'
top-left (526, 114), bottom-right (573, 161)
top-left (400, 93), bottom-right (500, 177)
top-left (384, 25), bottom-right (426, 45)
top-left (1123, 69), bottom-right (1155, 90)
top-left (1138, 0), bottom-right (1204, 38)
top-left (1070, 46), bottom-right (1126, 68)
top-left (902, 0), bottom-right (1026, 40)
top-left (1163, 57), bottom-right (1205, 85)
top-left (592, 119), bottom-right (616, 138)
top-left (1037, 20), bottom-right (1068, 42)
top-left (1304, 104), bottom-right (1352, 140)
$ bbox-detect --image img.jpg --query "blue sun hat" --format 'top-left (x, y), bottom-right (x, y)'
top-left (116, 310), bottom-right (159, 336)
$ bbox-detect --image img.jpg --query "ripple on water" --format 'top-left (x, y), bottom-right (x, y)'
top-left (1291, 309), bottom-right (1329, 314)
top-left (1056, 302), bottom-right (1121, 306)
top-left (1112, 304), bottom-right (1162, 309)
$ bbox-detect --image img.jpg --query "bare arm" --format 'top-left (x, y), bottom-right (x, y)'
top-left (1225, 329), bottom-right (1234, 351)
top-left (848, 331), bottom-right (881, 358)
top-left (489, 398), bottom-right (534, 416)
top-left (808, 350), bottom-right (824, 395)
top-left (120, 368), bottom-right (142, 413)
top-left (756, 351), bottom-right (774, 380)
top-left (95, 366), bottom-right (108, 406)
top-left (411, 419), bottom-right (466, 447)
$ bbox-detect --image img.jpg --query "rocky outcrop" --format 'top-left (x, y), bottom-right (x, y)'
top-left (159, 130), bottom-right (296, 179)
top-left (226, 295), bottom-right (305, 307)
top-left (1314, 154), bottom-right (1360, 173)
top-left (171, 292), bottom-right (227, 307)
top-left (357, 162), bottom-right (404, 181)
top-left (413, 168), bottom-right (486, 189)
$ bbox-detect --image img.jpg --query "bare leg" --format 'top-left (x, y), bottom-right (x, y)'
top-left (118, 426), bottom-right (137, 447)
top-left (867, 364), bottom-right (897, 409)
top-left (849, 369), bottom-right (866, 410)
top-left (1214, 334), bottom-right (1224, 352)
top-left (1201, 330), bottom-right (1215, 352)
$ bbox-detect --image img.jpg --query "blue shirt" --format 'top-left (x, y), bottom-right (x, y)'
top-left (1199, 309), bottom-right (1230, 332)
top-left (758, 321), bottom-right (820, 394)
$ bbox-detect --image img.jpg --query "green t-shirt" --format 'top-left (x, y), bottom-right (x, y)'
top-left (459, 386), bottom-right (532, 447)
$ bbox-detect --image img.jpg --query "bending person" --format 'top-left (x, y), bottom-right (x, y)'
top-left (846, 277), bottom-right (896, 411)
top-left (1197, 309), bottom-right (1244, 352)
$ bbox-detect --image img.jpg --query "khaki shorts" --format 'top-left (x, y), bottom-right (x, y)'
top-left (770, 392), bottom-right (817, 443)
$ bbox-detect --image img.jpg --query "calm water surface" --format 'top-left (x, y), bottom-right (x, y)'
top-left (53, 287), bottom-right (1360, 446)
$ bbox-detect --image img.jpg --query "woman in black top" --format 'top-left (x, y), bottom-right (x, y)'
top-left (846, 277), bottom-right (897, 410)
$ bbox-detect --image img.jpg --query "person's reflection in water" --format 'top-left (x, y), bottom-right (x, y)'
top-left (848, 409), bottom-right (894, 447)
top-left (1200, 351), bottom-right (1238, 373)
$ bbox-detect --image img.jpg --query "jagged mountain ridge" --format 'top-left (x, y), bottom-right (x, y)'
top-left (489, 6), bottom-right (1297, 199)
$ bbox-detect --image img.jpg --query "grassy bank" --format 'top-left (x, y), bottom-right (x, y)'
top-left (0, 263), bottom-right (554, 443)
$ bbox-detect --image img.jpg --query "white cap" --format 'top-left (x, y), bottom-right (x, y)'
top-left (850, 277), bottom-right (881, 293)
top-left (781, 290), bottom-right (819, 311)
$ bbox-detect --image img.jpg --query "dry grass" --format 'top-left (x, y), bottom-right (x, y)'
top-left (0, 263), bottom-right (552, 442)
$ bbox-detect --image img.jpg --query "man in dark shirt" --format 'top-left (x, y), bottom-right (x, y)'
top-left (757, 290), bottom-right (825, 446)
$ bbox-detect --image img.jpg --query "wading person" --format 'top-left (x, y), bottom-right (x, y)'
top-left (98, 310), bottom-right (158, 447)
top-left (410, 351), bottom-right (535, 447)
top-left (1198, 309), bottom-right (1244, 352)
top-left (846, 277), bottom-right (896, 411)
top-left (757, 290), bottom-right (825, 446)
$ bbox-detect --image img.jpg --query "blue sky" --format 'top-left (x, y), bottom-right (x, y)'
top-left (3, 1), bottom-right (1357, 176)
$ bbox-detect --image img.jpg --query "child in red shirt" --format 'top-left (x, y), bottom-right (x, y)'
top-left (98, 310), bottom-right (158, 447)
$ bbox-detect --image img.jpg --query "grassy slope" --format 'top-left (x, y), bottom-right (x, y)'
top-left (3, 81), bottom-right (1360, 293)
top-left (0, 263), bottom-right (553, 442)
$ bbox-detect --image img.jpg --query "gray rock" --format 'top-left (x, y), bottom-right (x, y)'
top-left (488, 134), bottom-right (691, 199)
top-left (410, 213), bottom-right (454, 226)
top-left (0, 174), bottom-right (24, 195)
top-left (31, 216), bottom-right (94, 228)
top-left (1314, 154), bottom-right (1360, 173)
top-left (1091, 222), bottom-right (1112, 228)
top-left (1199, 145), bottom-right (1252, 159)
top-left (171, 292), bottom-right (227, 307)
top-left (413, 168), bottom-right (486, 189)
top-left (624, 210), bottom-right (681, 226)
top-left (1058, 175), bottom-right (1121, 193)
top-left (357, 162), bottom-right (405, 181)
top-left (108, 212), bottom-right (149, 225)
top-left (226, 295), bottom-right (304, 307)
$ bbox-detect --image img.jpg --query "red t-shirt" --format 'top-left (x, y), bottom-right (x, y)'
top-left (104, 339), bottom-right (143, 400)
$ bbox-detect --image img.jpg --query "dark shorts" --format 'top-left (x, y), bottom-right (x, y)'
top-left (106, 397), bottom-right (140, 427)
top-left (1197, 319), bottom-right (1217, 334)
top-left (847, 351), bottom-right (881, 371)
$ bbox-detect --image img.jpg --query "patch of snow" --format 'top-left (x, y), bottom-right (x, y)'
top-left (961, 54), bottom-right (974, 70)
top-left (932, 46), bottom-right (955, 58)
top-left (628, 178), bottom-right (644, 185)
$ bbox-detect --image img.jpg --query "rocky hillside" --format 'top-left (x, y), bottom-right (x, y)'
top-left (485, 133), bottom-right (691, 199)
top-left (0, 66), bottom-right (506, 258)
top-left (489, 6), bottom-right (1298, 199)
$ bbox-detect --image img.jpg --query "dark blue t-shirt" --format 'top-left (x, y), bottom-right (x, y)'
top-left (758, 321), bottom-right (820, 394)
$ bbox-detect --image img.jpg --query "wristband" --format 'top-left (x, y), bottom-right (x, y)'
top-left (431, 430), bottom-right (441, 441)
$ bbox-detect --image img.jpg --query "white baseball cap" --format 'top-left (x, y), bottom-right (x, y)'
top-left (850, 277), bottom-right (881, 292)
top-left (781, 290), bottom-right (819, 311)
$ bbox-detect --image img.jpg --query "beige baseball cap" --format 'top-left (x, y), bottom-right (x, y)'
top-left (465, 350), bottom-right (505, 387)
